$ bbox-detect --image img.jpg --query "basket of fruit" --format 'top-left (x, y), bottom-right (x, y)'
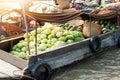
top-left (89, 9), bottom-right (117, 19)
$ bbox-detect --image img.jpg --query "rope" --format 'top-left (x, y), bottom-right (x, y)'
top-left (12, 70), bottom-right (36, 80)
top-left (0, 72), bottom-right (13, 79)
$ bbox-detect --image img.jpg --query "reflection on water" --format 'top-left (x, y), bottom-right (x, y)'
top-left (52, 47), bottom-right (120, 80)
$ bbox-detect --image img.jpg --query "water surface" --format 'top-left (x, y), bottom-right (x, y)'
top-left (52, 47), bottom-right (120, 80)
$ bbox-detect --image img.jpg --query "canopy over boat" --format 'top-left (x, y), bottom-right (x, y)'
top-left (14, 9), bottom-right (118, 23)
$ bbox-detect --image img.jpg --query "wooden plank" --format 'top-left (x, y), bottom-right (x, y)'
top-left (0, 36), bottom-right (23, 51)
top-left (0, 35), bottom-right (23, 43)
top-left (44, 47), bottom-right (91, 69)
top-left (29, 39), bottom-right (90, 64)
top-left (0, 49), bottom-right (27, 69)
top-left (0, 59), bottom-right (21, 79)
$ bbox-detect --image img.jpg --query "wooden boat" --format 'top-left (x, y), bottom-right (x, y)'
top-left (0, 28), bottom-right (120, 80)
top-left (0, 9), bottom-right (120, 80)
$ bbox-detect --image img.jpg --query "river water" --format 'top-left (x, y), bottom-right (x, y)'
top-left (52, 47), bottom-right (120, 80)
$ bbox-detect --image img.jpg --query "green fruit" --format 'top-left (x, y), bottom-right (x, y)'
top-left (56, 32), bottom-right (63, 37)
top-left (67, 39), bottom-right (74, 44)
top-left (29, 36), bottom-right (34, 41)
top-left (17, 43), bottom-right (24, 49)
top-left (67, 25), bottom-right (73, 30)
top-left (12, 45), bottom-right (17, 50)
top-left (51, 38), bottom-right (58, 42)
top-left (36, 37), bottom-right (41, 44)
top-left (11, 51), bottom-right (19, 55)
top-left (72, 31), bottom-right (80, 37)
top-left (48, 34), bottom-right (56, 39)
top-left (69, 27), bottom-right (76, 31)
top-left (43, 29), bottom-right (51, 35)
top-left (30, 31), bottom-right (36, 36)
top-left (16, 48), bottom-right (21, 52)
top-left (63, 31), bottom-right (70, 36)
top-left (58, 24), bottom-right (64, 27)
top-left (38, 43), bottom-right (47, 51)
top-left (58, 36), bottom-right (67, 42)
top-left (106, 22), bottom-right (111, 29)
top-left (40, 34), bottom-right (47, 39)
top-left (21, 47), bottom-right (27, 52)
top-left (55, 27), bottom-right (63, 32)
top-left (66, 35), bottom-right (74, 40)
top-left (54, 41), bottom-right (67, 47)
top-left (29, 42), bottom-right (35, 48)
top-left (111, 24), bottom-right (118, 29)
top-left (77, 26), bottom-right (82, 31)
top-left (23, 33), bottom-right (31, 38)
top-left (30, 49), bottom-right (35, 54)
top-left (51, 30), bottom-right (58, 34)
top-left (18, 52), bottom-right (28, 60)
top-left (47, 40), bottom-right (51, 44)
top-left (99, 21), bottom-right (104, 25)
top-left (101, 24), bottom-right (105, 27)
top-left (47, 44), bottom-right (52, 48)
top-left (37, 28), bottom-right (42, 34)
top-left (74, 37), bottom-right (83, 42)
top-left (41, 39), bottom-right (47, 43)
top-left (65, 23), bottom-right (69, 27)
top-left (102, 28), bottom-right (107, 31)
top-left (95, 21), bottom-right (99, 24)
top-left (105, 25), bottom-right (110, 29)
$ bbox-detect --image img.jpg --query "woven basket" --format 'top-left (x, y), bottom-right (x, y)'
top-left (57, 0), bottom-right (70, 10)
top-left (89, 9), bottom-right (117, 20)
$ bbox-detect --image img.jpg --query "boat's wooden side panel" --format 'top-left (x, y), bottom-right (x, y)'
top-left (44, 46), bottom-right (91, 69)
top-left (0, 49), bottom-right (27, 69)
top-left (29, 39), bottom-right (90, 63)
top-left (0, 36), bottom-right (26, 69)
top-left (0, 36), bottom-right (24, 51)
